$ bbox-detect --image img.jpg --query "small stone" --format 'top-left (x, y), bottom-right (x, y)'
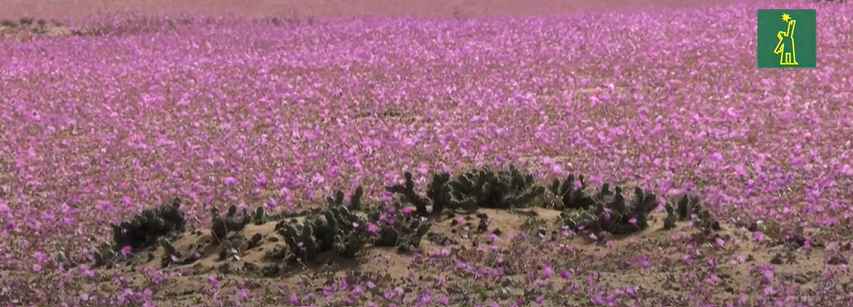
top-left (828, 255), bottom-right (848, 265)
top-left (770, 254), bottom-right (784, 265)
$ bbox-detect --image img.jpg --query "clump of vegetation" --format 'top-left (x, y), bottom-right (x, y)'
top-left (385, 171), bottom-right (450, 216)
top-left (252, 207), bottom-right (266, 225)
top-left (367, 200), bottom-right (432, 253)
top-left (326, 186), bottom-right (365, 211)
top-left (446, 165), bottom-right (546, 211)
top-left (110, 198), bottom-right (186, 250)
top-left (98, 166), bottom-right (718, 273)
top-left (70, 16), bottom-right (195, 37)
top-left (210, 204), bottom-right (252, 241)
top-left (266, 184), bottom-right (435, 263)
top-left (520, 216), bottom-right (550, 234)
top-left (664, 194), bottom-right (721, 232)
top-left (556, 179), bottom-right (659, 235)
top-left (269, 187), bottom-right (370, 262)
top-left (1, 18), bottom-right (69, 39)
top-left (385, 165), bottom-right (545, 217)
top-left (549, 174), bottom-right (609, 210)
top-left (0, 19), bottom-right (16, 28)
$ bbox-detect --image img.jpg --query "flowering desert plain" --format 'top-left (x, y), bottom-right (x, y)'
top-left (1, 0), bottom-right (853, 306)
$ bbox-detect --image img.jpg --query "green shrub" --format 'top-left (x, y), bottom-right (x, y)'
top-left (110, 198), bottom-right (186, 250)
top-left (367, 199), bottom-right (432, 253)
top-left (385, 165), bottom-right (545, 216)
top-left (664, 194), bottom-right (721, 231)
top-left (271, 187), bottom-right (370, 262)
top-left (557, 183), bottom-right (659, 235)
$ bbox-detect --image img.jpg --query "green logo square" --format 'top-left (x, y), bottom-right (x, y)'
top-left (757, 9), bottom-right (817, 68)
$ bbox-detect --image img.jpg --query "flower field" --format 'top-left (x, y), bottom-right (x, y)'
top-left (1, 0), bottom-right (853, 306)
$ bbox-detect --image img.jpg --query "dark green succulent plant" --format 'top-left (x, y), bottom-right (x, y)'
top-left (385, 172), bottom-right (444, 216)
top-left (664, 194), bottom-right (721, 232)
top-left (445, 165), bottom-right (546, 211)
top-left (385, 165), bottom-right (545, 216)
top-left (326, 185), bottom-right (365, 211)
top-left (557, 184), bottom-right (659, 235)
top-left (210, 204), bottom-right (252, 240)
top-left (274, 221), bottom-right (321, 262)
top-left (110, 197), bottom-right (186, 250)
top-left (549, 174), bottom-right (614, 210)
top-left (664, 202), bottom-right (678, 230)
top-left (253, 207), bottom-right (266, 225)
top-left (367, 200), bottom-right (432, 253)
top-left (271, 187), bottom-right (370, 263)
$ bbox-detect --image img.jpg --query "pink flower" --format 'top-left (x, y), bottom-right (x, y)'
top-left (98, 201), bottom-right (114, 212)
top-left (223, 177), bottom-right (237, 186)
top-left (120, 245), bottom-right (133, 257)
top-left (401, 207), bottom-right (413, 215)
top-left (841, 164), bottom-right (853, 176)
top-left (542, 266), bottom-right (553, 278)
top-left (367, 224), bottom-right (379, 234)
top-left (255, 175), bottom-right (267, 187)
top-left (208, 275), bottom-right (220, 287)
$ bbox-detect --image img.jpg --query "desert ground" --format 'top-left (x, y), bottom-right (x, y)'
top-left (1, 0), bottom-right (853, 306)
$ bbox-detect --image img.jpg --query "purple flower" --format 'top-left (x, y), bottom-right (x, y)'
top-left (120, 246), bottom-right (133, 257)
top-left (367, 224), bottom-right (379, 234)
top-left (207, 275), bottom-right (220, 287)
top-left (542, 266), bottom-right (554, 278)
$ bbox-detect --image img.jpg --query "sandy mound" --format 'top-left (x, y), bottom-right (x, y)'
top-left (65, 203), bottom-right (837, 307)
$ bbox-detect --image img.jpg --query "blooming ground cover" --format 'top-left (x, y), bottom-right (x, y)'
top-left (2, 0), bottom-right (853, 306)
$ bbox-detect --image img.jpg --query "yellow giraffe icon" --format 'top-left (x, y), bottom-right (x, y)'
top-left (774, 13), bottom-right (799, 66)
